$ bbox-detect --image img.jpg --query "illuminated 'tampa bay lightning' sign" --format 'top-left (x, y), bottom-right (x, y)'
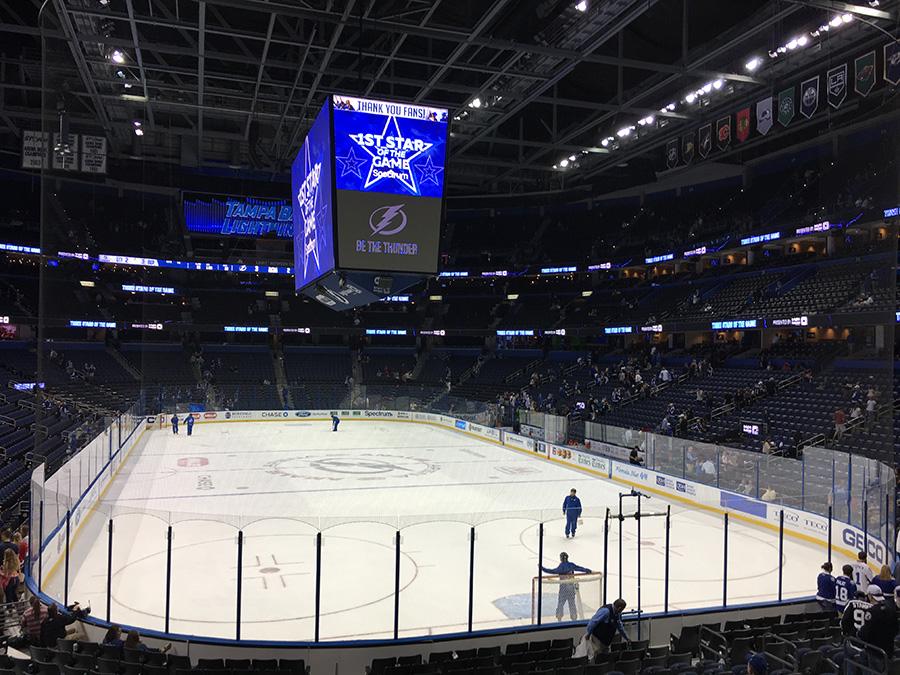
top-left (333, 95), bottom-right (447, 198)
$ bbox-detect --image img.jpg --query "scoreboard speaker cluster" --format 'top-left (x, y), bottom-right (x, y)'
top-left (291, 95), bottom-right (449, 310)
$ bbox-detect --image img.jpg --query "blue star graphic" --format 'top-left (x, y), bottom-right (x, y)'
top-left (335, 147), bottom-right (366, 179)
top-left (413, 154), bottom-right (443, 186)
top-left (350, 115), bottom-right (431, 195)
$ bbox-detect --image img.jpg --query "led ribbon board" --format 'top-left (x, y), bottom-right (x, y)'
top-left (184, 195), bottom-right (293, 238)
top-left (332, 95), bottom-right (447, 275)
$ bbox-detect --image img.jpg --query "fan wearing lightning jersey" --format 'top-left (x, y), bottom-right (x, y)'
top-left (841, 590), bottom-right (873, 637)
top-left (851, 551), bottom-right (875, 589)
top-left (835, 564), bottom-right (858, 612)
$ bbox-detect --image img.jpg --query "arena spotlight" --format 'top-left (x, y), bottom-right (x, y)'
top-left (560, 158), bottom-right (570, 167)
top-left (109, 48), bottom-right (126, 64)
top-left (468, 97), bottom-right (482, 109)
top-left (829, 15), bottom-right (842, 27)
top-left (841, 13), bottom-right (852, 22)
top-left (575, 0), bottom-right (588, 11)
top-left (568, 154), bottom-right (576, 161)
top-left (712, 79), bottom-right (724, 90)
top-left (797, 35), bottom-right (809, 47)
top-left (684, 92), bottom-right (697, 104)
top-left (133, 127), bottom-right (144, 136)
top-left (745, 56), bottom-right (762, 71)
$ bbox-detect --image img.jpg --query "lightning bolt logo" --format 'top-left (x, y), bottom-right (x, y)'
top-left (368, 204), bottom-right (408, 236)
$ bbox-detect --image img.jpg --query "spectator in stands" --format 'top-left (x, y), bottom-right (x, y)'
top-left (761, 487), bottom-right (777, 502)
top-left (873, 566), bottom-right (897, 595)
top-left (859, 585), bottom-right (898, 657)
top-left (40, 603), bottom-right (81, 647)
top-left (102, 625), bottom-right (124, 647)
top-left (0, 529), bottom-right (15, 559)
top-left (865, 395), bottom-right (877, 429)
top-left (852, 551), bottom-right (876, 589)
top-left (21, 595), bottom-right (47, 645)
top-left (833, 408), bottom-right (846, 440)
top-left (1, 548), bottom-right (22, 602)
top-left (761, 438), bottom-right (774, 455)
top-left (699, 457), bottom-right (716, 479)
top-left (816, 562), bottom-right (836, 612)
top-left (747, 652), bottom-right (768, 675)
top-left (629, 448), bottom-right (642, 466)
top-left (124, 628), bottom-right (170, 652)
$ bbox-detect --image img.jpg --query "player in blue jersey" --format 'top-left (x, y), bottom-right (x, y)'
top-left (331, 413), bottom-right (340, 432)
top-left (540, 552), bottom-right (593, 621)
top-left (835, 564), bottom-right (858, 612)
top-left (563, 488), bottom-right (582, 538)
top-left (183, 414), bottom-right (195, 437)
top-left (170, 413), bottom-right (179, 435)
top-left (816, 561), bottom-right (836, 612)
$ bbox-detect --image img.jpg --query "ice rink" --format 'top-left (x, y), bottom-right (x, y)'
top-left (53, 419), bottom-right (824, 641)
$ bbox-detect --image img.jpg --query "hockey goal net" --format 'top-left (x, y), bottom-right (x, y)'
top-left (532, 572), bottom-right (603, 624)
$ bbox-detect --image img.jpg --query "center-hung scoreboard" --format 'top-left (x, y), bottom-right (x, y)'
top-left (291, 95), bottom-right (449, 310)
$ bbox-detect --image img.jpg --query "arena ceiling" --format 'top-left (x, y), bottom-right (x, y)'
top-left (1, 0), bottom-right (897, 195)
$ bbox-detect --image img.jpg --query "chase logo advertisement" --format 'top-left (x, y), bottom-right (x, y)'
top-left (292, 102), bottom-right (335, 290)
top-left (333, 95), bottom-right (447, 198)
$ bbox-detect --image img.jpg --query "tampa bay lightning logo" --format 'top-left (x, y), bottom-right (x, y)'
top-left (296, 141), bottom-right (326, 277)
top-left (369, 204), bottom-right (408, 236)
top-left (338, 115), bottom-right (441, 196)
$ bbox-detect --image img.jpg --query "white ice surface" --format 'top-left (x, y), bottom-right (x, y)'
top-left (54, 420), bottom-right (823, 641)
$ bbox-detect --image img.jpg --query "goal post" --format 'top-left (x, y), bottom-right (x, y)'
top-left (532, 572), bottom-right (604, 624)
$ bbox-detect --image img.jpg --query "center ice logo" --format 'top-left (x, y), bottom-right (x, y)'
top-left (265, 453), bottom-right (439, 481)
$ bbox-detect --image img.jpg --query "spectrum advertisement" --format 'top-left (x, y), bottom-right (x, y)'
top-left (291, 102), bottom-right (335, 291)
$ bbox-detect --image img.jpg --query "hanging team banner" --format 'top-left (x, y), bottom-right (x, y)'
top-left (736, 107), bottom-right (750, 143)
top-left (855, 50), bottom-right (876, 96)
top-left (778, 86), bottom-right (795, 127)
top-left (885, 42), bottom-right (900, 85)
top-left (681, 132), bottom-right (695, 164)
top-left (756, 96), bottom-right (773, 135)
top-left (665, 139), bottom-right (678, 169)
top-left (698, 123), bottom-right (712, 158)
top-left (800, 76), bottom-right (819, 119)
top-left (827, 64), bottom-right (847, 109)
top-left (716, 116), bottom-right (731, 150)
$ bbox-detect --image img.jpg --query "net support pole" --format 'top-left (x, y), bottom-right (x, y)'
top-left (37, 500), bottom-right (43, 593)
top-left (106, 518), bottom-right (113, 622)
top-left (618, 493), bottom-right (623, 600)
top-left (636, 493), bottom-right (642, 637)
top-left (537, 522), bottom-right (544, 625)
top-left (603, 508), bottom-right (609, 605)
top-left (664, 505), bottom-right (670, 614)
top-left (828, 505), bottom-right (833, 563)
top-left (393, 530), bottom-right (401, 639)
top-left (467, 526), bottom-right (475, 633)
top-left (164, 525), bottom-right (173, 633)
top-left (64, 509), bottom-right (70, 606)
top-left (314, 532), bottom-right (321, 642)
top-left (722, 512), bottom-right (729, 607)
top-left (236, 530), bottom-right (243, 641)
top-left (778, 510), bottom-right (784, 602)
top-left (863, 499), bottom-right (869, 554)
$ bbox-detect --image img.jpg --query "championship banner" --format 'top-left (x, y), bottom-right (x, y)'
top-left (855, 51), bottom-right (876, 96)
top-left (698, 123), bottom-right (712, 158)
top-left (665, 139), bottom-right (678, 169)
top-left (800, 76), bottom-right (819, 119)
top-left (736, 107), bottom-right (750, 143)
top-left (716, 115), bottom-right (731, 150)
top-left (827, 64), bottom-right (847, 109)
top-left (756, 96), bottom-right (773, 135)
top-left (681, 132), bottom-right (695, 164)
top-left (778, 86), bottom-right (795, 127)
top-left (885, 42), bottom-right (900, 86)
